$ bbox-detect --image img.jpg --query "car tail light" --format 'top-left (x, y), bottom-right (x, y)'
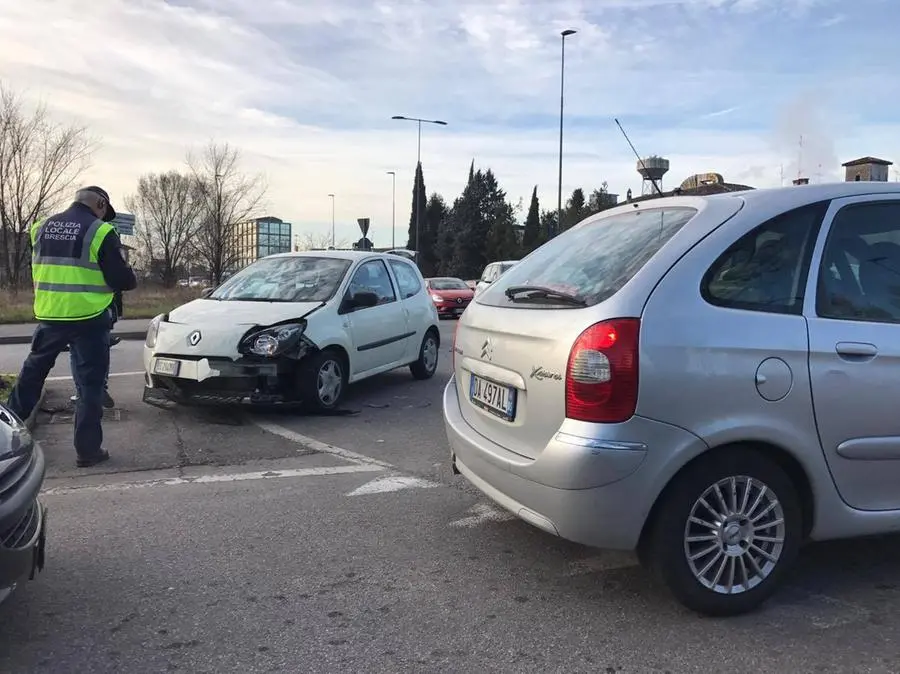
top-left (565, 318), bottom-right (640, 423)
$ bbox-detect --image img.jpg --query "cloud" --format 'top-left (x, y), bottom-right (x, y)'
top-left (1, 0), bottom-right (898, 245)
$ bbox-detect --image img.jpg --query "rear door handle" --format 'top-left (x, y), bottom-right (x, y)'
top-left (835, 342), bottom-right (878, 359)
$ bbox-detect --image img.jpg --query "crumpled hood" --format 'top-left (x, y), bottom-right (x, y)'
top-left (167, 299), bottom-right (324, 327)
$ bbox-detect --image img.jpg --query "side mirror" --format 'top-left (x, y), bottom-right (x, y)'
top-left (200, 288), bottom-right (214, 298)
top-left (351, 290), bottom-right (379, 308)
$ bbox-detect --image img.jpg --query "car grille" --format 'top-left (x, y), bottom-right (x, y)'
top-left (0, 454), bottom-right (34, 503)
top-left (0, 500), bottom-right (39, 550)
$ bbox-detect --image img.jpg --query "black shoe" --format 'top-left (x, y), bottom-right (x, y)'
top-left (103, 391), bottom-right (115, 409)
top-left (109, 335), bottom-right (121, 347)
top-left (76, 450), bottom-right (110, 468)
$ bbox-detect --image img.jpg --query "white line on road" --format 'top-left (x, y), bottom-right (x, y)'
top-left (347, 475), bottom-right (439, 496)
top-left (449, 503), bottom-right (516, 528)
top-left (41, 463), bottom-right (385, 496)
top-left (253, 419), bottom-right (394, 468)
top-left (46, 371), bottom-right (144, 382)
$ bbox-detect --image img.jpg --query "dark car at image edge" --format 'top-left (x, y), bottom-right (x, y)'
top-left (0, 402), bottom-right (47, 607)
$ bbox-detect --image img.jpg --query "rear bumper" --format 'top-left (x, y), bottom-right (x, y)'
top-left (442, 374), bottom-right (702, 550)
top-left (0, 445), bottom-right (47, 601)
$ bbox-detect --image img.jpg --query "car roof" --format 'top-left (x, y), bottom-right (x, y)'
top-left (708, 181), bottom-right (900, 207)
top-left (266, 250), bottom-right (414, 263)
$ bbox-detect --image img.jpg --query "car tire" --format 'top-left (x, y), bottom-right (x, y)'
top-left (300, 349), bottom-right (348, 412)
top-left (410, 330), bottom-right (439, 380)
top-left (642, 448), bottom-right (802, 617)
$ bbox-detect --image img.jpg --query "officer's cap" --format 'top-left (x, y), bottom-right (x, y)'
top-left (81, 185), bottom-right (117, 222)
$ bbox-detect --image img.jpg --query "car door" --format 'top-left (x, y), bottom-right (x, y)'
top-left (342, 259), bottom-right (408, 375)
top-left (806, 195), bottom-right (900, 511)
top-left (387, 258), bottom-right (429, 361)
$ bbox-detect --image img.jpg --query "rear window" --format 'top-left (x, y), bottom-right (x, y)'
top-left (479, 206), bottom-right (698, 308)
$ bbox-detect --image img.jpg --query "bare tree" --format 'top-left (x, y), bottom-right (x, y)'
top-left (188, 141), bottom-right (266, 285)
top-left (295, 231), bottom-right (350, 251)
top-left (125, 171), bottom-right (203, 287)
top-left (0, 83), bottom-right (95, 289)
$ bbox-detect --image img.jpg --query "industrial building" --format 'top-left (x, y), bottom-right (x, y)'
top-left (232, 216), bottom-right (292, 270)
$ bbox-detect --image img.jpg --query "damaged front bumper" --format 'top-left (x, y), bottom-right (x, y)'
top-left (143, 355), bottom-right (302, 408)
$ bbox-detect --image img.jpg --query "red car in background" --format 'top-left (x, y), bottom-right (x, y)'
top-left (425, 277), bottom-right (474, 319)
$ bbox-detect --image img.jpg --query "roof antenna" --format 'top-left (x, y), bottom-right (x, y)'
top-left (614, 118), bottom-right (663, 195)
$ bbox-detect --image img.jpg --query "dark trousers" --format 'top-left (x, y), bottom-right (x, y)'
top-left (8, 318), bottom-right (110, 460)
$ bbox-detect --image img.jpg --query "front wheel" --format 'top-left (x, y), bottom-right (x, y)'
top-left (641, 448), bottom-right (802, 616)
top-left (410, 331), bottom-right (439, 380)
top-left (299, 350), bottom-right (347, 412)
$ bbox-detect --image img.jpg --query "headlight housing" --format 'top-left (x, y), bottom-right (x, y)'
top-left (146, 314), bottom-right (165, 348)
top-left (431, 294), bottom-right (443, 303)
top-left (0, 402), bottom-right (32, 461)
top-left (239, 323), bottom-right (306, 358)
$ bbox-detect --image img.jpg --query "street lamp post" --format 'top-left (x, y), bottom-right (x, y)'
top-left (391, 115), bottom-right (448, 265)
top-left (327, 193), bottom-right (335, 248)
top-left (556, 29), bottom-right (576, 238)
top-left (386, 171), bottom-right (396, 249)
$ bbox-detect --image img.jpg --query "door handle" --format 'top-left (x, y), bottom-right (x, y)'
top-left (835, 342), bottom-right (878, 359)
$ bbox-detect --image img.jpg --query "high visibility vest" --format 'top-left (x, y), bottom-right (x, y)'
top-left (30, 212), bottom-right (115, 322)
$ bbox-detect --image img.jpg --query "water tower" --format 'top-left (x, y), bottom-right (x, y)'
top-left (637, 156), bottom-right (670, 195)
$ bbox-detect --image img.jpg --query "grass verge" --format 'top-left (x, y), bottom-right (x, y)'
top-left (0, 286), bottom-right (205, 324)
top-left (0, 374), bottom-right (15, 404)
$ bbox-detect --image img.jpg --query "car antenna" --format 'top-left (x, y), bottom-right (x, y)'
top-left (614, 118), bottom-right (663, 196)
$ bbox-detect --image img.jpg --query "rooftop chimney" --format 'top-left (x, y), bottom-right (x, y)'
top-left (793, 177), bottom-right (809, 186)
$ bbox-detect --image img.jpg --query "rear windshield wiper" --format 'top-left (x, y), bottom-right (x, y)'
top-left (504, 285), bottom-right (587, 306)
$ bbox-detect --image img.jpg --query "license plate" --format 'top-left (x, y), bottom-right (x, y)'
top-left (469, 374), bottom-right (516, 421)
top-left (153, 358), bottom-right (181, 376)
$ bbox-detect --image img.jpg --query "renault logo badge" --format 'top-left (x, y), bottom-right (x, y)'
top-left (188, 330), bottom-right (202, 347)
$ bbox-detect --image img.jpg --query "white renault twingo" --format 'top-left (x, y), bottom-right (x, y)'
top-left (143, 251), bottom-right (440, 410)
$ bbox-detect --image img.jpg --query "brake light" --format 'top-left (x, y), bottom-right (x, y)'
top-left (565, 318), bottom-right (640, 423)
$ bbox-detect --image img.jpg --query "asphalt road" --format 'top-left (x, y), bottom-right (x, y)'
top-left (2, 324), bottom-right (900, 672)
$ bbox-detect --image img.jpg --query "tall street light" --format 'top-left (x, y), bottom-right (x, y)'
top-left (386, 171), bottom-right (396, 249)
top-left (327, 193), bottom-right (335, 248)
top-left (391, 115), bottom-right (448, 265)
top-left (556, 29), bottom-right (576, 238)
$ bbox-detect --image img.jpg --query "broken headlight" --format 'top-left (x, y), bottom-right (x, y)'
top-left (240, 323), bottom-right (305, 358)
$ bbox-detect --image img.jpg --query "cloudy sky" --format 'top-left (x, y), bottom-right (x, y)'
top-left (1, 0), bottom-right (898, 246)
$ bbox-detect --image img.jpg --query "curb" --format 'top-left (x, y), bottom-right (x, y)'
top-left (0, 330), bottom-right (147, 346)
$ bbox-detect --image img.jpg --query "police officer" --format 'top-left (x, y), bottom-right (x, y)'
top-left (7, 186), bottom-right (137, 467)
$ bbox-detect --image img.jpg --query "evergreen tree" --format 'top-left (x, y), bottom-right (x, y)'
top-left (482, 169), bottom-right (519, 263)
top-left (406, 162), bottom-right (427, 252)
top-left (522, 186), bottom-right (542, 253)
top-left (562, 188), bottom-right (588, 231)
top-left (540, 209), bottom-right (558, 241)
top-left (420, 193), bottom-right (448, 277)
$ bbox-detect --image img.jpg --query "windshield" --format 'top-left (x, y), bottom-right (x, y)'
top-left (480, 206), bottom-right (698, 308)
top-left (499, 263), bottom-right (517, 274)
top-left (210, 256), bottom-right (351, 303)
top-left (429, 278), bottom-right (469, 290)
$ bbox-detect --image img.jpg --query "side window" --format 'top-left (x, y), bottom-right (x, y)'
top-left (348, 260), bottom-right (396, 306)
top-left (481, 264), bottom-right (494, 282)
top-left (702, 201), bottom-right (829, 315)
top-left (388, 259), bottom-right (422, 299)
top-left (817, 200), bottom-right (900, 324)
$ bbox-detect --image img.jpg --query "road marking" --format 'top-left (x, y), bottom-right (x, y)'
top-left (346, 475), bottom-right (439, 496)
top-left (41, 463), bottom-right (385, 496)
top-left (449, 503), bottom-right (516, 528)
top-left (253, 419), bottom-right (393, 468)
top-left (46, 371), bottom-right (144, 382)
